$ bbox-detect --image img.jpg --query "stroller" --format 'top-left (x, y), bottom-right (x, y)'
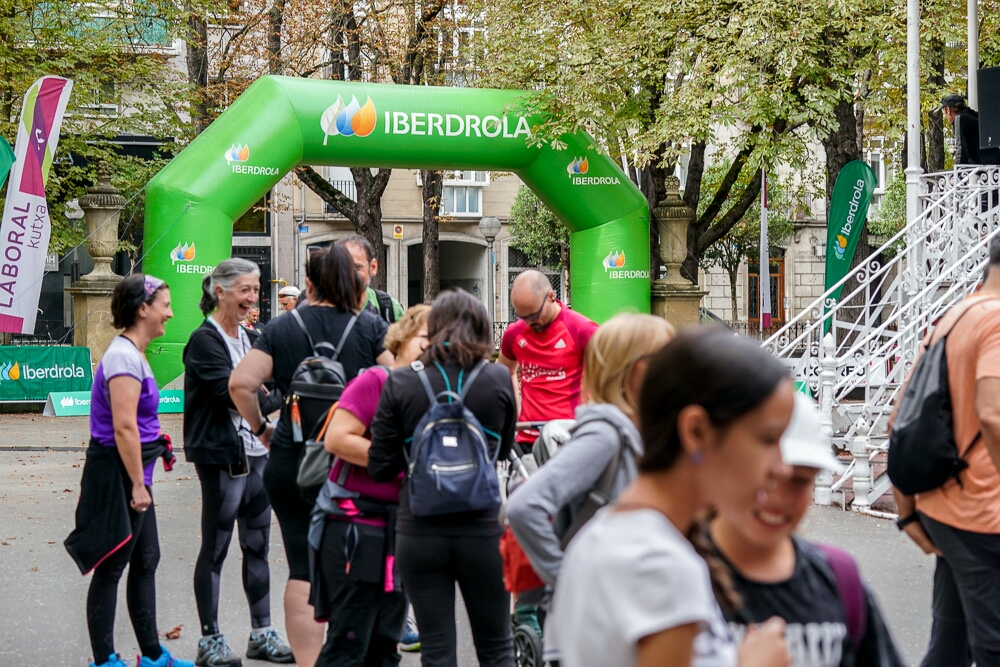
top-left (500, 421), bottom-right (575, 667)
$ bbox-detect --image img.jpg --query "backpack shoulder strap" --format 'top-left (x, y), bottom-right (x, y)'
top-left (331, 314), bottom-right (359, 361)
top-left (290, 308), bottom-right (315, 351)
top-left (375, 289), bottom-right (396, 323)
top-left (558, 419), bottom-right (631, 549)
top-left (817, 543), bottom-right (867, 648)
top-left (411, 361), bottom-right (438, 404)
top-left (458, 360), bottom-right (488, 400)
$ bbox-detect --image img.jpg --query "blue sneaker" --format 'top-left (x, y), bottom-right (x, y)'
top-left (137, 646), bottom-right (195, 667)
top-left (90, 654), bottom-right (127, 667)
top-left (400, 616), bottom-right (420, 652)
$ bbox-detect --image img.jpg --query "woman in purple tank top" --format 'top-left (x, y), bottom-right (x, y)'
top-left (68, 274), bottom-right (195, 667)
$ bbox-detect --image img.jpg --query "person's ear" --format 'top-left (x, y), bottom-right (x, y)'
top-left (676, 404), bottom-right (713, 462)
top-left (370, 258), bottom-right (378, 278)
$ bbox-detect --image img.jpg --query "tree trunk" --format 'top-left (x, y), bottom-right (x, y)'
top-left (267, 0), bottom-right (286, 76)
top-left (351, 167), bottom-right (392, 291)
top-left (641, 156), bottom-right (668, 282)
top-left (421, 169), bottom-right (443, 304)
top-left (728, 268), bottom-right (739, 322)
top-left (184, 6), bottom-right (210, 135)
top-left (926, 38), bottom-right (946, 172)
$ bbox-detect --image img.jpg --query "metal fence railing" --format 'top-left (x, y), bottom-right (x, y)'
top-left (493, 321), bottom-right (509, 349)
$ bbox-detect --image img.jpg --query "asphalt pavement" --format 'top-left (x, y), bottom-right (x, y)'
top-left (0, 413), bottom-right (934, 666)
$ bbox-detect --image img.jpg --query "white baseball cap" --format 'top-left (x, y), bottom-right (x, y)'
top-left (278, 285), bottom-right (301, 298)
top-left (780, 393), bottom-right (844, 473)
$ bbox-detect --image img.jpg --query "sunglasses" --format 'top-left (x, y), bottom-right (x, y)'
top-left (143, 275), bottom-right (165, 301)
top-left (519, 296), bottom-right (548, 323)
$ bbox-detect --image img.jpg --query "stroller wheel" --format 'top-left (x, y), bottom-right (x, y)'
top-left (513, 623), bottom-right (544, 667)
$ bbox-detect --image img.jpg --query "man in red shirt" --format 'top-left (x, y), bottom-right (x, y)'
top-left (498, 270), bottom-right (599, 446)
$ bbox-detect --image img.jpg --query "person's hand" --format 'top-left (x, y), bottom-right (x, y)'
top-left (130, 483), bottom-right (152, 513)
top-left (739, 617), bottom-right (790, 667)
top-left (904, 522), bottom-right (942, 556)
top-left (259, 423), bottom-right (274, 450)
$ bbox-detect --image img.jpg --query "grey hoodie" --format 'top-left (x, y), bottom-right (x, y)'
top-left (506, 402), bottom-right (643, 588)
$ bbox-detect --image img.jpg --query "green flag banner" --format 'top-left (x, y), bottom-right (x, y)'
top-left (824, 160), bottom-right (877, 306)
top-left (143, 77), bottom-right (651, 386)
top-left (0, 346), bottom-right (92, 401)
top-left (0, 137), bottom-right (14, 191)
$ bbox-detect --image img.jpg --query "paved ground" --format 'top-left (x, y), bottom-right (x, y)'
top-left (0, 413), bottom-right (934, 666)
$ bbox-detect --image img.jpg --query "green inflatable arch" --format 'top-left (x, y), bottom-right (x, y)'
top-left (143, 76), bottom-right (650, 385)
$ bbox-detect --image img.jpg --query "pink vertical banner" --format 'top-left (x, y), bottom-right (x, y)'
top-left (0, 76), bottom-right (73, 334)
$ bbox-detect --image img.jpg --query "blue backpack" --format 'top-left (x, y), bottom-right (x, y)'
top-left (405, 360), bottom-right (502, 517)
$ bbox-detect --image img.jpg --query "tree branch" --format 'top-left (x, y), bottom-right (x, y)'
top-left (295, 166), bottom-right (357, 220)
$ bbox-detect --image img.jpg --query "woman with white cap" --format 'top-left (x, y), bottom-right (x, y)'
top-left (704, 394), bottom-right (906, 667)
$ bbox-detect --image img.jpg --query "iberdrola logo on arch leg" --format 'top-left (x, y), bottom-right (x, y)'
top-left (170, 242), bottom-right (196, 264)
top-left (603, 250), bottom-right (625, 271)
top-left (321, 95), bottom-right (377, 144)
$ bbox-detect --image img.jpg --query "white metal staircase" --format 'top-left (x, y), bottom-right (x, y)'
top-left (763, 165), bottom-right (1000, 512)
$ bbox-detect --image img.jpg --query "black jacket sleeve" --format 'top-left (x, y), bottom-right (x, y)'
top-left (368, 372), bottom-right (408, 483)
top-left (186, 328), bottom-right (238, 409)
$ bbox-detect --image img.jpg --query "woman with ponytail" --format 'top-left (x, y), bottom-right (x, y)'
top-left (183, 259), bottom-right (293, 665)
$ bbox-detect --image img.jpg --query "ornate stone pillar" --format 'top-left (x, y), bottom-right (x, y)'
top-left (65, 161), bottom-right (125, 364)
top-left (650, 176), bottom-right (707, 328)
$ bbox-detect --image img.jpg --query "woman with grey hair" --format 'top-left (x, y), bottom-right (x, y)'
top-left (183, 259), bottom-right (293, 666)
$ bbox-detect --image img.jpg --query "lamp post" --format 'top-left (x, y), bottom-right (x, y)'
top-left (478, 216), bottom-right (501, 323)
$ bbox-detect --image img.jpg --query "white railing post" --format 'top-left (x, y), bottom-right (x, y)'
top-left (851, 417), bottom-right (872, 513)
top-left (814, 333), bottom-right (837, 505)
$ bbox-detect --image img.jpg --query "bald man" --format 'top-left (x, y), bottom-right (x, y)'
top-left (498, 270), bottom-right (598, 446)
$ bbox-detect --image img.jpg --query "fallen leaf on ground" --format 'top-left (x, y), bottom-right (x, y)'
top-left (164, 624), bottom-right (182, 640)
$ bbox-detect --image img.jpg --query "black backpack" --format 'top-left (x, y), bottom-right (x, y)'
top-left (887, 300), bottom-right (988, 495)
top-left (286, 308), bottom-right (357, 451)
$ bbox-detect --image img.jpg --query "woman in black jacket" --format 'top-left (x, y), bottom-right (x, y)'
top-left (368, 290), bottom-right (517, 667)
top-left (183, 258), bottom-right (291, 666)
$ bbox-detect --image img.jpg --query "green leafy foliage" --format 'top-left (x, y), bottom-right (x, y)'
top-left (0, 1), bottom-right (187, 257)
top-left (868, 174), bottom-right (906, 257)
top-left (700, 164), bottom-right (796, 318)
top-left (507, 186), bottom-right (570, 268)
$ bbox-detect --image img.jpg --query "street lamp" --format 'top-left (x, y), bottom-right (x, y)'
top-left (478, 216), bottom-right (501, 323)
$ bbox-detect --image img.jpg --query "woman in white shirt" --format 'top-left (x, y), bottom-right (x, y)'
top-left (547, 327), bottom-right (794, 667)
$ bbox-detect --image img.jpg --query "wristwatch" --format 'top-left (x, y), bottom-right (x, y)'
top-left (254, 419), bottom-right (270, 437)
top-left (895, 513), bottom-right (919, 531)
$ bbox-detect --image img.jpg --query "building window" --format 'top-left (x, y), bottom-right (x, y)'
top-left (441, 170), bottom-right (489, 216)
top-left (747, 255), bottom-right (785, 330)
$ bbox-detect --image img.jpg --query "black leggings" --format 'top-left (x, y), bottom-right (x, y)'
top-left (194, 455), bottom-right (272, 636)
top-left (396, 531), bottom-right (513, 667)
top-left (87, 489), bottom-right (161, 662)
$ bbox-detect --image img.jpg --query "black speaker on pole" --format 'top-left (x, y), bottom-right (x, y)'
top-left (980, 67), bottom-right (1000, 151)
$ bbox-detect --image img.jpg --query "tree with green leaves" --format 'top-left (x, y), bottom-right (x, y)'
top-left (507, 184), bottom-right (570, 281)
top-left (0, 1), bottom-right (187, 256)
top-left (182, 0), bottom-right (475, 292)
top-left (474, 0), bottom-right (907, 282)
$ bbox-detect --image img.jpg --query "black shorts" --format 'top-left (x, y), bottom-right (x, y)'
top-left (262, 447), bottom-right (312, 581)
